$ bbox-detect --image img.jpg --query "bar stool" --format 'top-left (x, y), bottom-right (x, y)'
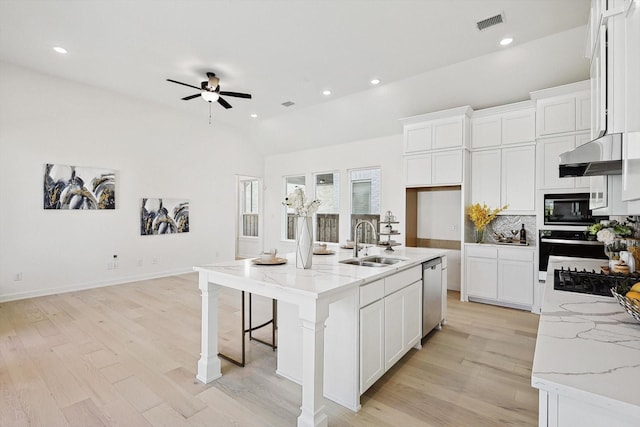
top-left (218, 291), bottom-right (277, 367)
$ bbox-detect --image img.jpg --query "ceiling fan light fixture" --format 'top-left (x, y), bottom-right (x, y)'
top-left (201, 91), bottom-right (220, 103)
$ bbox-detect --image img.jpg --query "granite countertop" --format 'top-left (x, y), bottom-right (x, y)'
top-left (194, 246), bottom-right (445, 299)
top-left (532, 256), bottom-right (640, 417)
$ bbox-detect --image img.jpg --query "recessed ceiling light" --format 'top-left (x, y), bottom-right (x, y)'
top-left (322, 90), bottom-right (332, 96)
top-left (53, 46), bottom-right (68, 54)
top-left (370, 79), bottom-right (381, 85)
top-left (500, 37), bottom-right (513, 46)
top-left (250, 113), bottom-right (258, 118)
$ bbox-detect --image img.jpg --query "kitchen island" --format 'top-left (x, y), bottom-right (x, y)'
top-left (532, 256), bottom-right (640, 427)
top-left (194, 247), bottom-right (446, 427)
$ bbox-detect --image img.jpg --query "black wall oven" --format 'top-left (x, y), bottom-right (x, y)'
top-left (543, 193), bottom-right (607, 226)
top-left (539, 230), bottom-right (608, 279)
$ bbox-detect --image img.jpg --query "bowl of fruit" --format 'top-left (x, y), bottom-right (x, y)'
top-left (611, 281), bottom-right (640, 322)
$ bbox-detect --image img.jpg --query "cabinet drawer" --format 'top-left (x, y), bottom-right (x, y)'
top-left (466, 245), bottom-right (497, 258)
top-left (498, 247), bottom-right (534, 262)
top-left (384, 265), bottom-right (422, 296)
top-left (360, 279), bottom-right (384, 308)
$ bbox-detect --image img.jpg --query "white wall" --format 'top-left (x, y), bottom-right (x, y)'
top-left (262, 134), bottom-right (404, 254)
top-left (0, 62), bottom-right (263, 301)
top-left (417, 190), bottom-right (461, 241)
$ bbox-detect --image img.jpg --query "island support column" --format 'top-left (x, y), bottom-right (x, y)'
top-left (196, 274), bottom-right (222, 383)
top-left (297, 299), bottom-right (330, 427)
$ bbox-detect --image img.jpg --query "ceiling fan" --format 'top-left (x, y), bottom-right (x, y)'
top-left (166, 72), bottom-right (252, 109)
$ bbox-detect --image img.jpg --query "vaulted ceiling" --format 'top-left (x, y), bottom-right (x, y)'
top-left (0, 0), bottom-right (591, 154)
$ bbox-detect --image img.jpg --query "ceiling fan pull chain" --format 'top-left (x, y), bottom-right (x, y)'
top-left (209, 102), bottom-right (212, 124)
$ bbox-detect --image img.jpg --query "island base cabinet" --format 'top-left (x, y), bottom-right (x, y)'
top-left (384, 281), bottom-right (422, 371)
top-left (538, 389), bottom-right (640, 427)
top-left (360, 300), bottom-right (384, 393)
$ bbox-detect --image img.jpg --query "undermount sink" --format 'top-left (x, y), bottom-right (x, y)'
top-left (339, 255), bottom-right (405, 267)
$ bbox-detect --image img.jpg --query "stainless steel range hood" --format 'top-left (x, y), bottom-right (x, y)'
top-left (559, 133), bottom-right (622, 177)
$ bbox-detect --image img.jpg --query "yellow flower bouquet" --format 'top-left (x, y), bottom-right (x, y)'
top-left (466, 203), bottom-right (508, 242)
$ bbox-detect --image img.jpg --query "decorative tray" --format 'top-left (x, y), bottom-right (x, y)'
top-left (313, 250), bottom-right (335, 255)
top-left (611, 285), bottom-right (640, 322)
top-left (251, 257), bottom-right (288, 265)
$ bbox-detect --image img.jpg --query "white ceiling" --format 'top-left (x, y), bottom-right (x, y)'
top-left (0, 0), bottom-right (591, 155)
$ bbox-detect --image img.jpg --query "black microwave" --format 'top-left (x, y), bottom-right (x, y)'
top-left (543, 193), bottom-right (607, 226)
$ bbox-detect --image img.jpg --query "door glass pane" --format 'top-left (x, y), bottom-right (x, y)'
top-left (350, 169), bottom-right (381, 244)
top-left (284, 175), bottom-right (306, 240)
top-left (315, 172), bottom-right (339, 243)
top-left (241, 179), bottom-right (259, 237)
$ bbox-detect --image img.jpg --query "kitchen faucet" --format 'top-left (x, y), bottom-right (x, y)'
top-left (353, 220), bottom-right (378, 257)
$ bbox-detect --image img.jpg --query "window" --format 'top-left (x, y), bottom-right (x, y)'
top-left (350, 168), bottom-right (381, 244)
top-left (241, 179), bottom-right (259, 237)
top-left (314, 172), bottom-right (340, 243)
top-left (284, 175), bottom-right (306, 240)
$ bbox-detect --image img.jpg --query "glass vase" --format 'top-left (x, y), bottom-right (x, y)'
top-left (475, 227), bottom-right (485, 243)
top-left (296, 216), bottom-right (313, 269)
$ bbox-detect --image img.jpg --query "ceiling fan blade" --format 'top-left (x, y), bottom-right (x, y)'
top-left (167, 79), bottom-right (202, 91)
top-left (181, 93), bottom-right (201, 101)
top-left (219, 91), bottom-right (252, 99)
top-left (217, 97), bottom-right (232, 109)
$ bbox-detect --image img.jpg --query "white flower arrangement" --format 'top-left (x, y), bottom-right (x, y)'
top-left (596, 228), bottom-right (617, 245)
top-left (283, 187), bottom-right (321, 217)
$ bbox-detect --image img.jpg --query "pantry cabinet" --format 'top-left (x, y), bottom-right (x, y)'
top-left (464, 244), bottom-right (534, 310)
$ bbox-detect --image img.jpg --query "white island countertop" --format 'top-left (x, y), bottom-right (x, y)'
top-left (532, 256), bottom-right (640, 420)
top-left (194, 246), bottom-right (446, 301)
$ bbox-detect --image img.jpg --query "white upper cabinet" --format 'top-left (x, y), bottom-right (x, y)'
top-left (502, 109), bottom-right (536, 145)
top-left (471, 150), bottom-right (501, 207)
top-left (502, 145), bottom-right (536, 212)
top-left (537, 134), bottom-right (590, 190)
top-left (471, 102), bottom-right (535, 149)
top-left (531, 81), bottom-right (590, 138)
top-left (401, 106), bottom-right (472, 155)
top-left (404, 123), bottom-right (432, 153)
top-left (432, 150), bottom-right (463, 185)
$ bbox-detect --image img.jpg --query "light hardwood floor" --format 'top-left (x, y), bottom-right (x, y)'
top-left (0, 274), bottom-right (540, 426)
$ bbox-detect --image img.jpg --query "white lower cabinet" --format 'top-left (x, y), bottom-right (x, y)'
top-left (465, 245), bottom-right (534, 310)
top-left (359, 266), bottom-right (423, 394)
top-left (359, 299), bottom-right (384, 392)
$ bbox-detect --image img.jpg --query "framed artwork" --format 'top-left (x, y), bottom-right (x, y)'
top-left (141, 198), bottom-right (189, 235)
top-left (44, 163), bottom-right (116, 209)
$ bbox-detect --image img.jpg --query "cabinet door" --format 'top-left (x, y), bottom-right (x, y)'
top-left (471, 149), bottom-right (501, 207)
top-left (403, 281), bottom-right (422, 349)
top-left (502, 145), bottom-right (535, 212)
top-left (405, 154), bottom-right (432, 186)
top-left (537, 97), bottom-right (576, 137)
top-left (471, 115), bottom-right (501, 149)
top-left (502, 109), bottom-right (536, 145)
top-left (537, 136), bottom-right (576, 189)
top-left (432, 150), bottom-right (462, 184)
top-left (384, 291), bottom-right (404, 370)
top-left (404, 123), bottom-right (432, 154)
top-left (360, 300), bottom-right (385, 393)
top-left (497, 249), bottom-right (534, 306)
top-left (465, 255), bottom-right (498, 299)
top-left (575, 91), bottom-right (591, 131)
top-left (433, 117), bottom-right (464, 149)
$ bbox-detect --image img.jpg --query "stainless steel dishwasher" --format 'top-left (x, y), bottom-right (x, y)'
top-left (422, 257), bottom-right (442, 337)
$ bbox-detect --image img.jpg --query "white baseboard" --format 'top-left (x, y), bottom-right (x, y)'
top-left (0, 268), bottom-right (194, 303)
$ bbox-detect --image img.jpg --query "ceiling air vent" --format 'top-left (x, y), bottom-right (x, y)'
top-left (476, 13), bottom-right (504, 31)
top-left (281, 101), bottom-right (295, 107)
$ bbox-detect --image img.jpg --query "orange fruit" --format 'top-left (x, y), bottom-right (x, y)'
top-left (626, 291), bottom-right (640, 302)
top-left (630, 282), bottom-right (640, 293)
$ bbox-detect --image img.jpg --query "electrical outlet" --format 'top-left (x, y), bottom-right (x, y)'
top-left (152, 258), bottom-right (158, 265)
top-left (137, 259), bottom-right (143, 267)
top-left (452, 224), bottom-right (458, 231)
top-left (14, 272), bottom-right (22, 281)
